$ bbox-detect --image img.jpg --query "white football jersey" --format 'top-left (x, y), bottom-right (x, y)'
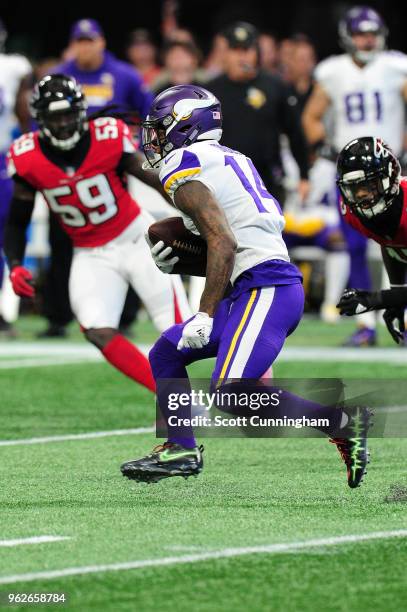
top-left (315, 51), bottom-right (407, 154)
top-left (0, 53), bottom-right (31, 153)
top-left (159, 140), bottom-right (289, 283)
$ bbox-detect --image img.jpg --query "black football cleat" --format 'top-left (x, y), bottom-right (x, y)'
top-left (121, 443), bottom-right (204, 483)
top-left (330, 406), bottom-right (372, 488)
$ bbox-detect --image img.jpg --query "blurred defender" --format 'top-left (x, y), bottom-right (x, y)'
top-left (4, 75), bottom-right (190, 392)
top-left (336, 137), bottom-right (407, 344)
top-left (303, 5), bottom-right (407, 345)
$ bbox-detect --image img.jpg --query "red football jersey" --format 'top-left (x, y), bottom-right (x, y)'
top-left (341, 178), bottom-right (407, 263)
top-left (7, 118), bottom-right (141, 247)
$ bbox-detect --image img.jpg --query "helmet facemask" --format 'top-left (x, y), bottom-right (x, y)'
top-left (141, 85), bottom-right (223, 169)
top-left (339, 6), bottom-right (388, 65)
top-left (41, 108), bottom-right (87, 151)
top-left (338, 166), bottom-right (399, 219)
top-left (142, 115), bottom-right (175, 168)
top-left (353, 34), bottom-right (385, 64)
top-left (30, 75), bottom-right (88, 152)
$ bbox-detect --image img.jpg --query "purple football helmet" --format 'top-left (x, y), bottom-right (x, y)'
top-left (141, 85), bottom-right (222, 168)
top-left (339, 6), bottom-right (387, 64)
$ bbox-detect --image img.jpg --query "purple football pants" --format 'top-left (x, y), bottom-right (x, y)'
top-left (149, 283), bottom-right (324, 446)
top-left (339, 201), bottom-right (372, 291)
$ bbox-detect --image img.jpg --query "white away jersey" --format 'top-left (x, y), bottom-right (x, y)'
top-left (159, 140), bottom-right (289, 283)
top-left (0, 53), bottom-right (31, 152)
top-left (315, 51), bottom-right (407, 154)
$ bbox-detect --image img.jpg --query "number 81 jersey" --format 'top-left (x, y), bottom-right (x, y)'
top-left (7, 118), bottom-right (141, 247)
top-left (315, 51), bottom-right (407, 155)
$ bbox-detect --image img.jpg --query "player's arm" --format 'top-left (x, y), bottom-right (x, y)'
top-left (14, 74), bottom-right (34, 133)
top-left (381, 246), bottom-right (407, 286)
top-left (119, 151), bottom-right (172, 203)
top-left (3, 179), bottom-right (36, 297)
top-left (175, 181), bottom-right (237, 317)
top-left (302, 83), bottom-right (331, 146)
top-left (337, 248), bottom-right (407, 344)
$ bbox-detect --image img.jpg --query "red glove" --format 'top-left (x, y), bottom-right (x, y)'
top-left (10, 266), bottom-right (35, 297)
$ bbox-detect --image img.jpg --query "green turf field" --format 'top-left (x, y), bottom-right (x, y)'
top-left (8, 313), bottom-right (404, 347)
top-left (0, 316), bottom-right (406, 611)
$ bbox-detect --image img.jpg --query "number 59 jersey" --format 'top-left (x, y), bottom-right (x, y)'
top-left (159, 140), bottom-right (290, 283)
top-left (7, 118), bottom-right (141, 247)
top-left (315, 51), bottom-right (407, 155)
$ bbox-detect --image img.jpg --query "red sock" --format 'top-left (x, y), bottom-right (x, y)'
top-left (173, 288), bottom-right (183, 324)
top-left (102, 334), bottom-right (156, 392)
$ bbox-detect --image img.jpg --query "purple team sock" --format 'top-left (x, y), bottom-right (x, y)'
top-left (349, 249), bottom-right (372, 290)
top-left (149, 337), bottom-right (197, 448)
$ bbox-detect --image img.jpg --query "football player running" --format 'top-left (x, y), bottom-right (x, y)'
top-left (303, 6), bottom-right (407, 346)
top-left (121, 85), bottom-right (371, 487)
top-left (336, 137), bottom-right (407, 344)
top-left (4, 74), bottom-right (190, 392)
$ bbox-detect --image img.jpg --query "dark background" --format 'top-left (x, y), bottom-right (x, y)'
top-left (1, 0), bottom-right (405, 61)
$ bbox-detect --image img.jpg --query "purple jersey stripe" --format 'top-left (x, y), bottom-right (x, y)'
top-left (161, 149), bottom-right (201, 188)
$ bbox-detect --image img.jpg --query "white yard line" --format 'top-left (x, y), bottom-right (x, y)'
top-left (375, 405), bottom-right (407, 414)
top-left (0, 343), bottom-right (148, 369)
top-left (0, 530), bottom-right (406, 585)
top-left (0, 427), bottom-right (154, 447)
top-left (0, 343), bottom-right (407, 367)
top-left (0, 536), bottom-right (70, 548)
top-left (0, 357), bottom-right (102, 369)
top-left (0, 343), bottom-right (98, 357)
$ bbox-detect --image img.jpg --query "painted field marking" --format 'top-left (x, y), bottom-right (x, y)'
top-left (0, 427), bottom-right (154, 447)
top-left (0, 343), bottom-right (406, 368)
top-left (0, 536), bottom-right (70, 548)
top-left (0, 530), bottom-right (406, 585)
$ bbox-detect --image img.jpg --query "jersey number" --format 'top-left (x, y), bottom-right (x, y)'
top-left (224, 155), bottom-right (282, 214)
top-left (94, 117), bottom-right (119, 140)
top-left (43, 174), bottom-right (118, 227)
top-left (344, 91), bottom-right (382, 123)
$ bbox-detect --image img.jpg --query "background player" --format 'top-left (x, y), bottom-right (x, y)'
top-left (335, 136), bottom-right (407, 345)
top-left (121, 85), bottom-right (370, 488)
top-left (47, 18), bottom-right (154, 338)
top-left (0, 18), bottom-right (31, 335)
top-left (4, 74), bottom-right (190, 393)
top-left (302, 5), bottom-right (407, 345)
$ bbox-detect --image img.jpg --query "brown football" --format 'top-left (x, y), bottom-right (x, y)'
top-left (148, 217), bottom-right (207, 277)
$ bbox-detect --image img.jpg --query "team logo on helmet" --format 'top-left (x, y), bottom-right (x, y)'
top-left (141, 85), bottom-right (222, 168)
top-left (374, 138), bottom-right (389, 158)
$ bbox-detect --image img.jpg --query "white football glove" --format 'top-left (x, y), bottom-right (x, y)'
top-left (145, 234), bottom-right (179, 274)
top-left (177, 312), bottom-right (214, 350)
